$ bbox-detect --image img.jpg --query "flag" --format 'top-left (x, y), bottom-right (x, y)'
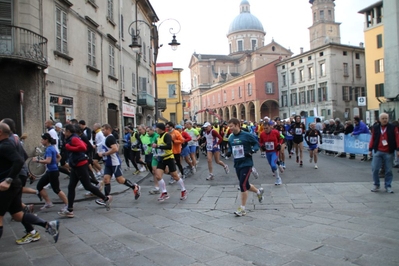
top-left (156, 62), bottom-right (173, 74)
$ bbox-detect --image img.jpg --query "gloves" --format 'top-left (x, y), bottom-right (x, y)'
top-left (226, 151), bottom-right (232, 158)
top-left (260, 145), bottom-right (266, 152)
top-left (245, 153), bottom-right (253, 158)
top-left (276, 144), bottom-right (281, 151)
top-left (320, 141), bottom-right (323, 145)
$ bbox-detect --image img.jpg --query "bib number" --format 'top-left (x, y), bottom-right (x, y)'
top-left (295, 128), bottom-right (302, 135)
top-left (232, 145), bottom-right (244, 159)
top-left (265, 142), bottom-right (274, 151)
top-left (206, 143), bottom-right (213, 151)
top-left (309, 137), bottom-right (317, 144)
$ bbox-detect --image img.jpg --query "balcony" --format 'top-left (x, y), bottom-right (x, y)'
top-left (158, 98), bottom-right (167, 111)
top-left (137, 91), bottom-right (155, 108)
top-left (0, 24), bottom-right (48, 68)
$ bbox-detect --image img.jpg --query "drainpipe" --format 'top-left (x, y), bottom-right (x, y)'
top-left (119, 0), bottom-right (124, 129)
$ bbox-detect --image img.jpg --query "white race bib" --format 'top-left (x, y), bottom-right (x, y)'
top-left (232, 145), bottom-right (244, 158)
top-left (309, 137), bottom-right (317, 144)
top-left (265, 142), bottom-right (274, 151)
top-left (295, 128), bottom-right (302, 135)
top-left (206, 143), bottom-right (213, 151)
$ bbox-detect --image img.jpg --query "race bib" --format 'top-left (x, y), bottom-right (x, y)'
top-left (265, 142), bottom-right (274, 151)
top-left (232, 145), bottom-right (244, 158)
top-left (206, 143), bottom-right (213, 151)
top-left (309, 137), bottom-right (317, 144)
top-left (295, 128), bottom-right (302, 135)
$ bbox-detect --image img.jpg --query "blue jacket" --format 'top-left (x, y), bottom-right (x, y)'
top-left (123, 132), bottom-right (131, 149)
top-left (228, 130), bottom-right (259, 168)
top-left (352, 121), bottom-right (370, 135)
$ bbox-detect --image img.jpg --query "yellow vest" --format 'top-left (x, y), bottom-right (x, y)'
top-left (157, 133), bottom-right (174, 160)
top-left (213, 125), bottom-right (220, 134)
top-left (222, 127), bottom-right (230, 141)
top-left (130, 132), bottom-right (140, 151)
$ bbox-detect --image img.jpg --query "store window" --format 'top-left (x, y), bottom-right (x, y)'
top-left (49, 94), bottom-right (73, 124)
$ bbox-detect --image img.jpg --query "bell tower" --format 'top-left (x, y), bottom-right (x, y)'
top-left (309, 0), bottom-right (341, 49)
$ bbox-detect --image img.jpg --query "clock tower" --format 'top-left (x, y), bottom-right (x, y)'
top-left (308, 0), bottom-right (341, 49)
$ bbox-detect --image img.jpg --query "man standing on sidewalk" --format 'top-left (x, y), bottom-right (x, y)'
top-left (226, 118), bottom-right (264, 217)
top-left (369, 113), bottom-right (399, 193)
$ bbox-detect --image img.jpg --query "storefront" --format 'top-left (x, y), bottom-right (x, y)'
top-left (122, 102), bottom-right (135, 127)
top-left (49, 94), bottom-right (73, 124)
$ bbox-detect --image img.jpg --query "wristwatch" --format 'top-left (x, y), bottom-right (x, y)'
top-left (5, 178), bottom-right (12, 184)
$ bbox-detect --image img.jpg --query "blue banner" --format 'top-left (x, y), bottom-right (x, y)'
top-left (344, 134), bottom-right (371, 154)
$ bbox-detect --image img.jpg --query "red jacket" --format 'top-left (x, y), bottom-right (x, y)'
top-left (259, 129), bottom-right (283, 152)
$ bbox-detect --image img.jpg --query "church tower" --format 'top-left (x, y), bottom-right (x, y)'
top-left (308, 0), bottom-right (341, 49)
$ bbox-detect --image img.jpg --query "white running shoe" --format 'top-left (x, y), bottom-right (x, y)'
top-left (275, 177), bottom-right (282, 185)
top-left (224, 165), bottom-right (230, 174)
top-left (314, 165), bottom-right (318, 169)
top-left (252, 167), bottom-right (259, 179)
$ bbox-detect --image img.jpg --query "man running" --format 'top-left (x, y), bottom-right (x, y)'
top-left (305, 123), bottom-right (323, 169)
top-left (290, 115), bottom-right (306, 167)
top-left (96, 124), bottom-right (141, 203)
top-left (226, 118), bottom-right (264, 217)
top-left (202, 122), bottom-right (229, 180)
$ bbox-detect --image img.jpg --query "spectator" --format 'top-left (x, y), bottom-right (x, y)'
top-left (333, 118), bottom-right (345, 157)
top-left (344, 120), bottom-right (354, 159)
top-left (352, 116), bottom-right (370, 161)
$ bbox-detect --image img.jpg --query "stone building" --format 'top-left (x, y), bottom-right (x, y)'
top-left (188, 0), bottom-right (292, 123)
top-left (0, 0), bottom-right (158, 153)
top-left (277, 0), bottom-right (367, 121)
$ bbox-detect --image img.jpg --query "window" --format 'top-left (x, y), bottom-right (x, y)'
top-left (265, 82), bottom-right (274, 94)
top-left (238, 86), bottom-right (242, 98)
top-left (247, 83), bottom-right (252, 96)
top-left (299, 69), bottom-right (304, 82)
top-left (282, 65), bottom-right (285, 69)
top-left (291, 62), bottom-right (294, 66)
top-left (212, 95), bottom-right (215, 105)
top-left (318, 82), bottom-right (327, 101)
top-left (313, 12), bottom-right (316, 22)
top-left (120, 65), bottom-right (124, 89)
top-left (290, 91), bottom-right (297, 106)
top-left (343, 63), bottom-right (349, 76)
top-left (308, 56), bottom-right (312, 60)
top-left (168, 84), bottom-right (176, 98)
top-left (320, 10), bottom-right (324, 20)
top-left (223, 91), bottom-right (227, 102)
top-left (143, 42), bottom-right (146, 61)
top-left (355, 53), bottom-right (360, 59)
top-left (120, 15), bottom-right (124, 39)
top-left (238, 40), bottom-right (243, 51)
top-left (107, 0), bottom-right (113, 21)
top-left (375, 59), bottom-right (384, 73)
top-left (375, 83), bottom-right (384, 97)
top-left (343, 51), bottom-right (347, 56)
top-left (109, 44), bottom-right (115, 76)
top-left (282, 74), bottom-right (286, 86)
top-left (139, 77), bottom-right (147, 92)
top-left (342, 86), bottom-right (352, 101)
top-left (355, 64), bottom-right (361, 78)
top-left (170, 113), bottom-right (176, 123)
top-left (291, 72), bottom-right (295, 84)
top-left (251, 40), bottom-right (256, 50)
top-left (299, 91), bottom-right (306, 104)
top-left (328, 10), bottom-right (332, 19)
top-left (354, 87), bottom-right (366, 99)
top-left (307, 86), bottom-right (315, 102)
top-left (88, 29), bottom-right (96, 67)
top-left (319, 52), bottom-right (324, 56)
top-left (308, 66), bottom-right (313, 79)
top-left (377, 34), bottom-right (383, 48)
top-left (299, 59), bottom-right (303, 63)
top-left (320, 63), bottom-right (325, 76)
top-left (281, 91), bottom-right (287, 107)
top-left (232, 89), bottom-right (235, 100)
top-left (218, 94), bottom-right (220, 104)
top-left (56, 7), bottom-right (68, 54)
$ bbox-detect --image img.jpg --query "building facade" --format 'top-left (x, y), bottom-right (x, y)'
top-left (188, 0), bottom-right (292, 123)
top-left (0, 0), bottom-right (158, 152)
top-left (278, 0), bottom-right (367, 121)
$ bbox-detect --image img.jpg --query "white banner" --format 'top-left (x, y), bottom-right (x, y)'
top-left (318, 133), bottom-right (345, 153)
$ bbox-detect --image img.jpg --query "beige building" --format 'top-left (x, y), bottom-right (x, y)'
top-left (0, 0), bottom-right (158, 152)
top-left (278, 0), bottom-right (367, 121)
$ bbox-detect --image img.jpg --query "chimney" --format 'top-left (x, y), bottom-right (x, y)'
top-left (300, 47), bottom-right (304, 54)
top-left (359, 42), bottom-right (364, 48)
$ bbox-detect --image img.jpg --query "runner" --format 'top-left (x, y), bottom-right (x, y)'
top-left (290, 115), bottom-right (306, 167)
top-left (202, 122), bottom-right (229, 180)
top-left (305, 123), bottom-right (323, 169)
top-left (226, 118), bottom-right (264, 217)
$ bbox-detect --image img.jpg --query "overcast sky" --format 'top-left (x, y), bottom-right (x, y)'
top-left (150, 0), bottom-right (377, 91)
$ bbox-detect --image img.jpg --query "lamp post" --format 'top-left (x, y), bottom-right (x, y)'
top-left (128, 18), bottom-right (181, 124)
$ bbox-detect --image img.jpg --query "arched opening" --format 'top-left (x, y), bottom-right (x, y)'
top-left (260, 100), bottom-right (279, 119)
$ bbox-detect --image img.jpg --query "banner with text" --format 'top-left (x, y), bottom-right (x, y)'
top-left (344, 134), bottom-right (371, 154)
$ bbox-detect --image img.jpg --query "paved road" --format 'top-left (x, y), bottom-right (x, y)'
top-left (1, 150), bottom-right (399, 266)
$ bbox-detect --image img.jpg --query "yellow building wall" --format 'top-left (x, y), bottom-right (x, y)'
top-left (157, 70), bottom-right (183, 124)
top-left (364, 25), bottom-right (384, 111)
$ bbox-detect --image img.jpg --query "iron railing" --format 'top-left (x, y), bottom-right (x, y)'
top-left (0, 24), bottom-right (48, 68)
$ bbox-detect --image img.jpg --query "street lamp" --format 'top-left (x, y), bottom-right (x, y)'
top-left (128, 18), bottom-right (181, 123)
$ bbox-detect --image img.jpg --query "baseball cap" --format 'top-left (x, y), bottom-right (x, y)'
top-left (202, 122), bottom-right (211, 127)
top-left (175, 125), bottom-right (183, 129)
top-left (55, 122), bottom-right (62, 128)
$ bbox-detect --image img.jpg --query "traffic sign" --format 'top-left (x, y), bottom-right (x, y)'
top-left (358, 97), bottom-right (366, 106)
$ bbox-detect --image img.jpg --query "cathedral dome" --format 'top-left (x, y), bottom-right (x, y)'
top-left (227, 0), bottom-right (265, 35)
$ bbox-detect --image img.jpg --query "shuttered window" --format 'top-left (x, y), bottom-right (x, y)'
top-left (56, 7), bottom-right (68, 54)
top-left (0, 0), bottom-right (12, 25)
top-left (88, 29), bottom-right (96, 67)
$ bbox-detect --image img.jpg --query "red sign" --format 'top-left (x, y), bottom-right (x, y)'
top-left (122, 103), bottom-right (135, 118)
top-left (156, 62), bottom-right (173, 74)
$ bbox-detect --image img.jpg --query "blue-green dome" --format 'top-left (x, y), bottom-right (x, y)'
top-left (228, 0), bottom-right (264, 35)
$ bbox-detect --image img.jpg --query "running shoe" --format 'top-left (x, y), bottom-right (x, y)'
top-left (386, 187), bottom-right (394, 193)
top-left (149, 188), bottom-right (160, 195)
top-left (46, 220), bottom-right (60, 243)
top-left (234, 207), bottom-right (247, 217)
top-left (133, 185), bottom-right (141, 200)
top-left (309, 157), bottom-right (313, 163)
top-left (257, 188), bottom-right (264, 203)
top-left (278, 164), bottom-right (284, 174)
top-left (133, 170), bottom-right (140, 175)
top-left (40, 203), bottom-right (54, 210)
top-left (206, 173), bottom-right (214, 181)
top-left (275, 177), bottom-right (282, 185)
top-left (95, 199), bottom-right (106, 206)
top-left (289, 154), bottom-right (291, 159)
top-left (157, 192), bottom-right (170, 202)
top-left (85, 192), bottom-right (94, 197)
top-left (44, 184), bottom-right (52, 190)
top-left (191, 166), bottom-right (196, 173)
top-left (282, 162), bottom-right (286, 169)
top-left (16, 231), bottom-right (41, 245)
top-left (224, 165), bottom-right (230, 174)
top-left (23, 204), bottom-right (35, 214)
top-left (300, 161), bottom-right (303, 167)
top-left (106, 195), bottom-right (113, 211)
top-left (58, 208), bottom-right (74, 218)
top-left (180, 190), bottom-right (188, 200)
top-left (97, 181), bottom-right (104, 192)
top-left (252, 167), bottom-right (259, 179)
top-left (314, 165), bottom-right (318, 169)
top-left (168, 177), bottom-right (175, 184)
top-left (371, 185), bottom-right (380, 192)
top-left (77, 184), bottom-right (84, 190)
top-left (182, 174), bottom-right (186, 179)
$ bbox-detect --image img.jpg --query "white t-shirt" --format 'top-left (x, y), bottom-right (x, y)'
top-left (48, 128), bottom-right (59, 153)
